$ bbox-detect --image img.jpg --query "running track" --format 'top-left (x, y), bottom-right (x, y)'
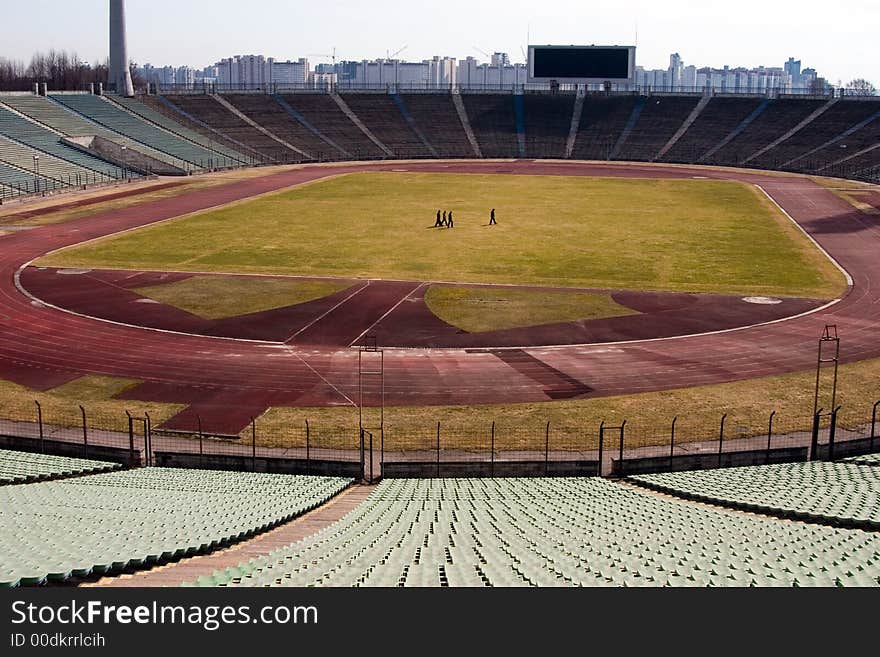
top-left (2, 161), bottom-right (878, 433)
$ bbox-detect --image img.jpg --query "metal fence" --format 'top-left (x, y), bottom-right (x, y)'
top-left (2, 400), bottom-right (877, 482)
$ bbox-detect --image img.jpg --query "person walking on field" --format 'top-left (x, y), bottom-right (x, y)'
top-left (489, 208), bottom-right (497, 225)
top-left (448, 211), bottom-right (454, 229)
top-left (435, 210), bottom-right (443, 227)
top-left (442, 210), bottom-right (447, 227)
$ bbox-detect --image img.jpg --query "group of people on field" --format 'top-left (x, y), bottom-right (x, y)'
top-left (433, 208), bottom-right (497, 229)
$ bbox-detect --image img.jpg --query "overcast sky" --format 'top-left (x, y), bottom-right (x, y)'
top-left (3, 0), bottom-right (877, 85)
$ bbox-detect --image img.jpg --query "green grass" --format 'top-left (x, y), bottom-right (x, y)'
top-left (425, 285), bottom-right (638, 333)
top-left (133, 276), bottom-right (349, 320)
top-left (40, 172), bottom-right (846, 298)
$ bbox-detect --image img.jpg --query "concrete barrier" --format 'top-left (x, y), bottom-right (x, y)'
top-left (611, 446), bottom-right (809, 477)
top-left (0, 434), bottom-right (137, 466)
top-left (153, 451), bottom-right (362, 478)
top-left (382, 459), bottom-right (599, 478)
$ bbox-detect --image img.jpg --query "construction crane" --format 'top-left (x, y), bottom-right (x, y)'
top-left (386, 45), bottom-right (407, 60)
top-left (473, 46), bottom-right (491, 60)
top-left (307, 47), bottom-right (337, 67)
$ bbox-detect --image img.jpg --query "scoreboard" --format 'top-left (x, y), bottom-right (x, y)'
top-left (528, 45), bottom-right (636, 84)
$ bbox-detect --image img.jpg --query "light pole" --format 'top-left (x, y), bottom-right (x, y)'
top-left (32, 154), bottom-right (40, 193)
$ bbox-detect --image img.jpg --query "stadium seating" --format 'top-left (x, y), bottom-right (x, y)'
top-left (0, 133), bottom-right (108, 186)
top-left (163, 94), bottom-right (296, 161)
top-left (843, 452), bottom-right (880, 467)
top-left (0, 160), bottom-right (59, 197)
top-left (461, 94), bottom-right (519, 158)
top-left (0, 468), bottom-right (352, 587)
top-left (397, 93), bottom-right (474, 157)
top-left (278, 93), bottom-right (386, 159)
top-left (196, 478), bottom-right (880, 587)
top-left (0, 448), bottom-right (119, 485)
top-left (750, 99), bottom-right (880, 171)
top-left (0, 102), bottom-right (126, 179)
top-left (798, 113), bottom-right (880, 173)
top-left (631, 461), bottom-right (880, 528)
top-left (339, 93), bottom-right (432, 158)
top-left (661, 96), bottom-right (765, 163)
top-left (110, 95), bottom-right (248, 167)
top-left (571, 95), bottom-right (640, 160)
top-left (522, 93), bottom-right (576, 159)
top-left (51, 94), bottom-right (225, 171)
top-left (615, 95), bottom-right (701, 161)
top-left (224, 94), bottom-right (336, 160)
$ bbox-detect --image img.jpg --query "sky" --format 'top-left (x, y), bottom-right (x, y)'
top-left (3, 0), bottom-right (878, 85)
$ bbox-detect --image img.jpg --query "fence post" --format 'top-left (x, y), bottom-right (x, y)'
top-left (197, 415), bottom-right (203, 468)
top-left (717, 414), bottom-right (727, 468)
top-left (618, 421), bottom-right (626, 477)
top-left (305, 419), bottom-right (310, 475)
top-left (251, 418), bottom-right (256, 473)
top-left (810, 409), bottom-right (823, 461)
top-left (144, 413), bottom-right (151, 467)
top-left (766, 411), bottom-right (776, 465)
top-left (545, 421), bottom-right (550, 476)
top-left (669, 416), bottom-right (677, 470)
top-left (827, 406), bottom-right (841, 461)
top-left (380, 425), bottom-right (384, 480)
top-left (79, 405), bottom-right (88, 460)
top-left (598, 422), bottom-right (605, 478)
top-left (436, 422), bottom-right (441, 478)
top-left (359, 429), bottom-right (365, 482)
top-left (872, 401), bottom-right (879, 452)
top-left (125, 410), bottom-right (134, 466)
top-left (490, 421), bottom-right (495, 477)
top-left (369, 431), bottom-right (373, 484)
top-left (34, 401), bottom-right (44, 454)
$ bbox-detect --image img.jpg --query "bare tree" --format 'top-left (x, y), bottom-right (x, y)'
top-left (845, 78), bottom-right (877, 96)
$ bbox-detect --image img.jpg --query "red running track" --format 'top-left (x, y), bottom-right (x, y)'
top-left (1, 161), bottom-right (878, 433)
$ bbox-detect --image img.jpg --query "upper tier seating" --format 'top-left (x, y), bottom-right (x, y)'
top-left (398, 94), bottom-right (474, 158)
top-left (0, 448), bottom-right (120, 485)
top-left (571, 95), bottom-right (640, 161)
top-left (339, 93), bottom-right (431, 158)
top-left (461, 94), bottom-right (519, 158)
top-left (661, 97), bottom-right (765, 163)
top-left (523, 93), bottom-right (576, 159)
top-left (278, 94), bottom-right (386, 159)
top-left (615, 95), bottom-right (701, 162)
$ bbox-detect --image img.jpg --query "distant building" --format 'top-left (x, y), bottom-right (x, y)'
top-left (457, 56), bottom-right (526, 88)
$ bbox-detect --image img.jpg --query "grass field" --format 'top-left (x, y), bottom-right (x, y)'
top-left (133, 276), bottom-right (349, 319)
top-left (424, 285), bottom-right (638, 333)
top-left (40, 172), bottom-right (846, 298)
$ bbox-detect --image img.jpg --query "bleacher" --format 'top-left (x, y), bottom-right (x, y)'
top-left (339, 93), bottom-right (431, 158)
top-left (798, 113), bottom-right (880, 173)
top-left (571, 95), bottom-right (639, 160)
top-left (224, 94), bottom-right (336, 160)
top-left (0, 448), bottom-right (120, 485)
top-left (163, 94), bottom-right (295, 161)
top-left (461, 94), bottom-right (519, 158)
top-left (0, 161), bottom-right (64, 197)
top-left (0, 133), bottom-right (108, 186)
top-left (828, 149), bottom-right (880, 182)
top-left (196, 478), bottom-right (880, 587)
top-left (615, 95), bottom-right (701, 162)
top-left (1, 95), bottom-right (183, 173)
top-left (632, 461), bottom-right (880, 529)
top-left (661, 96), bottom-right (764, 163)
top-left (278, 93), bottom-right (385, 160)
top-left (51, 94), bottom-right (224, 171)
top-left (110, 95), bottom-right (247, 167)
top-left (398, 94), bottom-right (473, 158)
top-left (138, 94), bottom-right (263, 162)
top-left (522, 93), bottom-right (576, 159)
top-left (0, 468), bottom-right (352, 587)
top-left (0, 102), bottom-right (127, 179)
top-left (751, 100), bottom-right (880, 171)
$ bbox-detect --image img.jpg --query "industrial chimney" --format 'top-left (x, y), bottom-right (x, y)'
top-left (109, 0), bottom-right (135, 96)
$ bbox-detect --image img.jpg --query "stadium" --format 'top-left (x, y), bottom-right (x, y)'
top-left (0, 0), bottom-right (879, 596)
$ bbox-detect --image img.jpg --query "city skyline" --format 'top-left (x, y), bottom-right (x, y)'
top-left (2, 0), bottom-right (877, 87)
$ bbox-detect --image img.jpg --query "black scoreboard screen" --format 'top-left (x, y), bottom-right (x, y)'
top-left (528, 46), bottom-right (635, 83)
